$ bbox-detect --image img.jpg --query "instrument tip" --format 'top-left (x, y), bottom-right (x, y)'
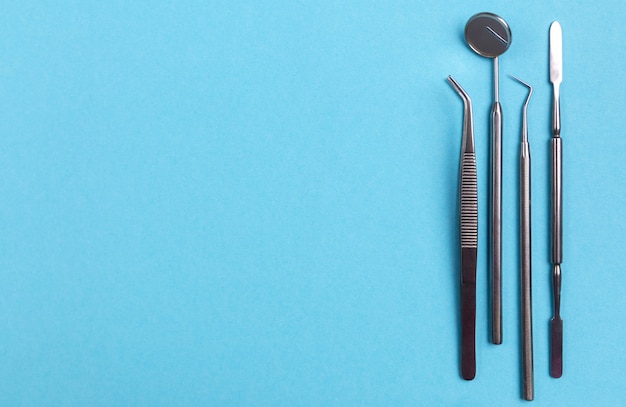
top-left (550, 317), bottom-right (563, 378)
top-left (510, 75), bottom-right (532, 91)
top-left (510, 75), bottom-right (533, 109)
top-left (447, 75), bottom-right (471, 103)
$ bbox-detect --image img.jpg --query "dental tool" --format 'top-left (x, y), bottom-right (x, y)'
top-left (448, 75), bottom-right (478, 380)
top-left (464, 13), bottom-right (512, 344)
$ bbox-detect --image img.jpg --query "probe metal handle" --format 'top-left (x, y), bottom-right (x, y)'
top-left (520, 142), bottom-right (534, 400)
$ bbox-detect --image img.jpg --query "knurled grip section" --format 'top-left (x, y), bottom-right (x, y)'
top-left (461, 152), bottom-right (478, 249)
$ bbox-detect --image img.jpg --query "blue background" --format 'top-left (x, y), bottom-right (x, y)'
top-left (0, 1), bottom-right (623, 406)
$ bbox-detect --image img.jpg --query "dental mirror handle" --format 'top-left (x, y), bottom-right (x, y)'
top-left (491, 99), bottom-right (503, 345)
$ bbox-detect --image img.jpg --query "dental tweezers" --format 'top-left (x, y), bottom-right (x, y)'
top-left (448, 76), bottom-right (478, 381)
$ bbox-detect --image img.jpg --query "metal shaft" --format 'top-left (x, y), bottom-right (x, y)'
top-left (552, 137), bottom-right (562, 260)
top-left (491, 57), bottom-right (503, 345)
top-left (494, 56), bottom-right (499, 102)
top-left (521, 140), bottom-right (533, 401)
top-left (551, 135), bottom-right (563, 378)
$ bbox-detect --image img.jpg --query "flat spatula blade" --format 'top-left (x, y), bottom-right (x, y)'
top-left (550, 22), bottom-right (562, 85)
top-left (550, 317), bottom-right (563, 378)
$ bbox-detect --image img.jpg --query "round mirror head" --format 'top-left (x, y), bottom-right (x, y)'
top-left (464, 12), bottom-right (512, 58)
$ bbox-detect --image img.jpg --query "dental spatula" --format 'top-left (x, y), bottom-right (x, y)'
top-left (549, 20), bottom-right (563, 379)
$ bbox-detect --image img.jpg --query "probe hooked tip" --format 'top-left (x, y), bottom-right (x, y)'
top-left (510, 75), bottom-right (533, 107)
top-left (510, 75), bottom-right (532, 90)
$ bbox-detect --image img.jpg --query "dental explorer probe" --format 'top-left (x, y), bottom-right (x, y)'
top-left (512, 75), bottom-right (534, 401)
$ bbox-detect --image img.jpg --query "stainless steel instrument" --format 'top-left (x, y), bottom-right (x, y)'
top-left (447, 75), bottom-right (478, 381)
top-left (464, 13), bottom-right (512, 345)
top-left (512, 75), bottom-right (534, 401)
top-left (549, 20), bottom-right (563, 379)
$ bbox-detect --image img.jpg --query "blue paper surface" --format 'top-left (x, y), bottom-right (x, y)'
top-left (0, 1), bottom-right (624, 405)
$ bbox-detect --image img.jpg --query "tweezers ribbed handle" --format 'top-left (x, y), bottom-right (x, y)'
top-left (461, 152), bottom-right (478, 249)
top-left (460, 152), bottom-right (478, 381)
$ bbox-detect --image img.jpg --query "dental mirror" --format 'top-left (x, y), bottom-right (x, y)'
top-left (465, 13), bottom-right (512, 59)
top-left (464, 12), bottom-right (512, 346)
